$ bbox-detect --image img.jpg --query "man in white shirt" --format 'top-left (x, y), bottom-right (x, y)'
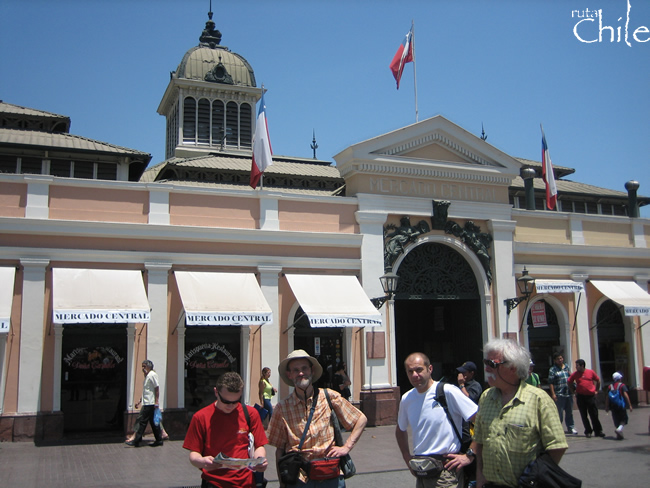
top-left (396, 352), bottom-right (478, 488)
top-left (126, 359), bottom-right (163, 447)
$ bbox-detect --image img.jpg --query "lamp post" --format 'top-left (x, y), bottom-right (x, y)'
top-left (504, 267), bottom-right (536, 316)
top-left (371, 270), bottom-right (399, 309)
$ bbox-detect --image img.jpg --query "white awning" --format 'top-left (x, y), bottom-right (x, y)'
top-left (175, 271), bottom-right (272, 326)
top-left (0, 267), bottom-right (16, 333)
top-left (53, 268), bottom-right (151, 324)
top-left (535, 280), bottom-right (585, 294)
top-left (286, 274), bottom-right (382, 328)
top-left (591, 280), bottom-right (650, 316)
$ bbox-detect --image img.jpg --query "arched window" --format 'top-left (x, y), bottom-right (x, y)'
top-left (183, 97), bottom-right (196, 143)
top-left (211, 100), bottom-right (225, 146)
top-left (197, 99), bottom-right (210, 145)
top-left (225, 101), bottom-right (239, 148)
top-left (596, 300), bottom-right (626, 384)
top-left (240, 103), bottom-right (252, 149)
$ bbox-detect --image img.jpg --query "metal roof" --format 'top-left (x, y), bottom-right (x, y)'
top-left (0, 128), bottom-right (151, 158)
top-left (0, 101), bottom-right (69, 120)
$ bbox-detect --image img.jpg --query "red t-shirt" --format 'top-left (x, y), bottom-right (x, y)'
top-left (568, 369), bottom-right (600, 396)
top-left (183, 403), bottom-right (268, 488)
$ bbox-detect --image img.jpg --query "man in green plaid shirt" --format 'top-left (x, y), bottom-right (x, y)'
top-left (473, 339), bottom-right (568, 488)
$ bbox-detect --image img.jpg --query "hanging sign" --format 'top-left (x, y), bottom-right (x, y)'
top-left (531, 301), bottom-right (548, 328)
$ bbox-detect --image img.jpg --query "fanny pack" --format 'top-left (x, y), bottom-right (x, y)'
top-left (408, 455), bottom-right (444, 478)
top-left (277, 452), bottom-right (307, 485)
top-left (307, 458), bottom-right (341, 481)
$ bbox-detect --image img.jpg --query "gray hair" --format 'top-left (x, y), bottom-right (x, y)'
top-left (484, 339), bottom-right (531, 380)
top-left (142, 359), bottom-right (154, 369)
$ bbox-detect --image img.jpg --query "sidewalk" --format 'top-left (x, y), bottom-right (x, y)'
top-left (0, 406), bottom-right (648, 488)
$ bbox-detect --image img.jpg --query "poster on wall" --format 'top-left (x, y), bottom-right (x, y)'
top-left (63, 346), bottom-right (124, 371)
top-left (531, 301), bottom-right (548, 328)
top-left (184, 343), bottom-right (237, 370)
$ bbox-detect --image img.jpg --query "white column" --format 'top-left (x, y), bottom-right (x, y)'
top-left (18, 258), bottom-right (49, 413)
top-left (634, 275), bottom-right (649, 388)
top-left (571, 274), bottom-right (590, 366)
top-left (355, 211), bottom-right (389, 389)
top-left (127, 324), bottom-right (137, 409)
top-left (487, 220), bottom-right (517, 339)
top-left (148, 188), bottom-right (170, 225)
top-left (176, 323), bottom-right (185, 409)
top-left (258, 265), bottom-right (282, 405)
top-left (25, 178), bottom-right (50, 219)
top-left (260, 195), bottom-right (280, 230)
top-left (145, 262), bottom-right (172, 409)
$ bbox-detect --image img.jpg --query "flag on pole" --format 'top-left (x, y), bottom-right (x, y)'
top-left (250, 91), bottom-right (273, 189)
top-left (541, 126), bottom-right (558, 210)
top-left (389, 24), bottom-right (414, 90)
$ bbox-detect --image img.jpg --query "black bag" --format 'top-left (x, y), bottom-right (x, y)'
top-left (278, 452), bottom-right (307, 485)
top-left (323, 389), bottom-right (356, 479)
top-left (518, 452), bottom-right (582, 488)
top-left (436, 382), bottom-right (472, 452)
top-left (408, 455), bottom-right (444, 478)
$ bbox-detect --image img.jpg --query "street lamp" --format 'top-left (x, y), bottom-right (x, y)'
top-left (504, 267), bottom-right (536, 316)
top-left (371, 270), bottom-right (399, 309)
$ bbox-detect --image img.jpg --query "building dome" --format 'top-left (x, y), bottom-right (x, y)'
top-left (172, 12), bottom-right (256, 87)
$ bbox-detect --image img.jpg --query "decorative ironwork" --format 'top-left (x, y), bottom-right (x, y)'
top-left (384, 216), bottom-right (430, 269)
top-left (205, 62), bottom-right (233, 84)
top-left (444, 220), bottom-right (493, 285)
top-left (395, 243), bottom-right (479, 300)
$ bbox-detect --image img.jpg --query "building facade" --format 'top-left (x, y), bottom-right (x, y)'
top-left (1, 13), bottom-right (649, 441)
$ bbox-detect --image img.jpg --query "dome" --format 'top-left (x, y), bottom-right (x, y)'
top-left (173, 12), bottom-right (256, 87)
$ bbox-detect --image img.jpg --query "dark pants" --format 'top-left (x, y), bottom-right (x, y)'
top-left (133, 405), bottom-right (162, 444)
top-left (576, 394), bottom-right (603, 435)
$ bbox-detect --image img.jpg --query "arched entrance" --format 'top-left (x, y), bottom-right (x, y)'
top-left (526, 299), bottom-right (561, 384)
top-left (595, 300), bottom-right (627, 385)
top-left (394, 242), bottom-right (483, 395)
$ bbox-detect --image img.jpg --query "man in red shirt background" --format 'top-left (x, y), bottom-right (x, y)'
top-left (568, 359), bottom-right (605, 438)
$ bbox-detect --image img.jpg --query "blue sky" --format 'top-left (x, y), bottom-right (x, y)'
top-left (2, 0), bottom-right (649, 215)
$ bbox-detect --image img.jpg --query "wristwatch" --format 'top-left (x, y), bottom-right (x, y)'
top-left (459, 384), bottom-right (465, 388)
top-left (465, 448), bottom-right (476, 459)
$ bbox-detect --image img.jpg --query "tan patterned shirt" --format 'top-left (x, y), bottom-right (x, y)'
top-left (474, 381), bottom-right (568, 488)
top-left (267, 387), bottom-right (361, 460)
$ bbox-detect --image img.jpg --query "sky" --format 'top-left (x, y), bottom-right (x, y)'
top-left (1, 0), bottom-right (649, 216)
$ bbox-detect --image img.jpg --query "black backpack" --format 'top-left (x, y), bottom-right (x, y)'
top-left (435, 381), bottom-right (472, 452)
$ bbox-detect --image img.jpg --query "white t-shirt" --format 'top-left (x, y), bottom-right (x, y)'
top-left (142, 370), bottom-right (160, 405)
top-left (397, 381), bottom-right (478, 455)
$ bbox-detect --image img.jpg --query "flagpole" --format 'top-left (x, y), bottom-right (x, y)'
top-left (412, 20), bottom-right (418, 122)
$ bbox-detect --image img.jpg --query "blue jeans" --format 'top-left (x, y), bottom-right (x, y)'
top-left (555, 395), bottom-right (575, 431)
top-left (263, 398), bottom-right (273, 418)
top-left (291, 476), bottom-right (345, 488)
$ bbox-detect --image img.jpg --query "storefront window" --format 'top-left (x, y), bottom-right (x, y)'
top-left (184, 327), bottom-right (240, 413)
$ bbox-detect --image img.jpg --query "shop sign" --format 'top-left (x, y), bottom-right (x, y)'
top-left (63, 346), bottom-right (124, 370)
top-left (308, 316), bottom-right (382, 327)
top-left (54, 310), bottom-right (150, 324)
top-left (531, 301), bottom-right (548, 328)
top-left (185, 343), bottom-right (236, 369)
top-left (185, 313), bottom-right (272, 326)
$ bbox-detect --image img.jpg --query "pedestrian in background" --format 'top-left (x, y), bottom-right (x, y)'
top-left (605, 372), bottom-right (633, 440)
top-left (525, 360), bottom-right (541, 387)
top-left (548, 352), bottom-right (577, 435)
top-left (569, 359), bottom-right (605, 438)
top-left (259, 367), bottom-right (276, 420)
top-left (126, 359), bottom-right (163, 447)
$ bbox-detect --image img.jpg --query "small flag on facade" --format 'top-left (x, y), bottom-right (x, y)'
top-left (250, 90), bottom-right (273, 189)
top-left (389, 24), bottom-right (414, 90)
top-left (541, 126), bottom-right (558, 210)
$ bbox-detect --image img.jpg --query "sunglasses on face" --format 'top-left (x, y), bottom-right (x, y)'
top-left (483, 358), bottom-right (509, 369)
top-left (217, 391), bottom-right (242, 405)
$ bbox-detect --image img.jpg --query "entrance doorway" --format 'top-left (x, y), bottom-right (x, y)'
top-left (393, 242), bottom-right (483, 395)
top-left (293, 307), bottom-right (344, 390)
top-left (595, 300), bottom-right (627, 386)
top-left (527, 300), bottom-right (560, 385)
top-left (60, 324), bottom-right (127, 433)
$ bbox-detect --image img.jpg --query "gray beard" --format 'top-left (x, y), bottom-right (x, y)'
top-left (294, 377), bottom-right (312, 390)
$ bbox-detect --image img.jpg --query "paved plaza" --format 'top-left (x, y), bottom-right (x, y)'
top-left (1, 406), bottom-right (648, 488)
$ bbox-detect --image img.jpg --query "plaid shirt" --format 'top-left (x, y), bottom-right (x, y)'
top-left (474, 381), bottom-right (568, 488)
top-left (267, 387), bottom-right (361, 460)
top-left (548, 364), bottom-right (571, 396)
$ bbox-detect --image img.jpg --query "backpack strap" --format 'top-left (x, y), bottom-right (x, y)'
top-left (435, 381), bottom-right (462, 445)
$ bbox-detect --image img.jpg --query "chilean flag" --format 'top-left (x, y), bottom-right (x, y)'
top-left (389, 25), bottom-right (414, 90)
top-left (541, 127), bottom-right (558, 210)
top-left (250, 92), bottom-right (273, 189)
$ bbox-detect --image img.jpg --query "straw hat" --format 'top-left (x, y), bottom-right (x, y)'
top-left (278, 349), bottom-right (323, 386)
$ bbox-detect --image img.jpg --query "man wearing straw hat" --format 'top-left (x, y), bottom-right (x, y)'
top-left (267, 350), bottom-right (367, 487)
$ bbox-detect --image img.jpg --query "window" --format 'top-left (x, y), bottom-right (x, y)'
top-left (197, 99), bottom-right (210, 145)
top-left (586, 202), bottom-right (598, 214)
top-left (183, 97), bottom-right (196, 143)
top-left (20, 157), bottom-right (42, 174)
top-left (50, 159), bottom-right (72, 177)
top-left (240, 103), bottom-right (252, 149)
top-left (211, 100), bottom-right (225, 146)
top-left (96, 163), bottom-right (117, 180)
top-left (73, 161), bottom-right (94, 179)
top-left (0, 155), bottom-right (17, 173)
top-left (225, 101), bottom-right (239, 148)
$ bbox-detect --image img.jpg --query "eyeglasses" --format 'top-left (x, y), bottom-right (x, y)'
top-left (483, 358), bottom-right (509, 369)
top-left (217, 391), bottom-right (242, 405)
